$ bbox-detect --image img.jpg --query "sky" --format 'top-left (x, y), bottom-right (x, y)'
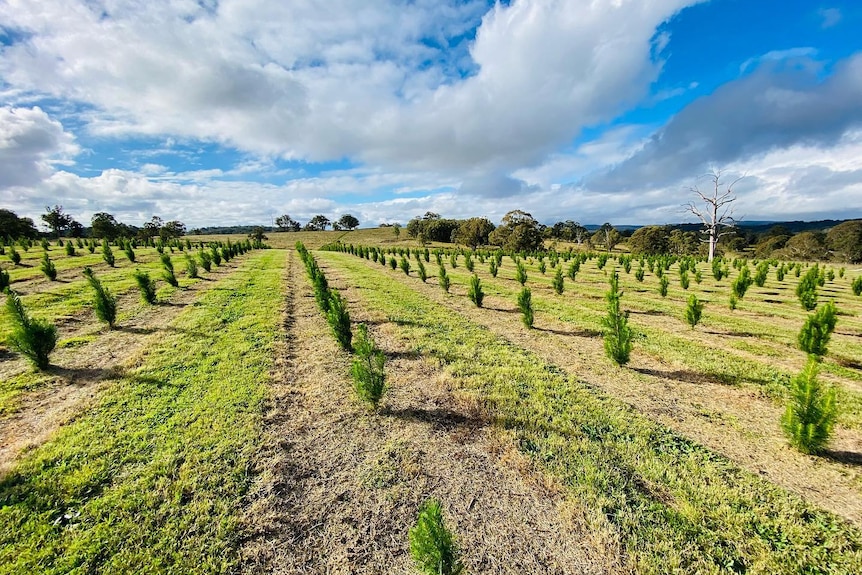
top-left (1, 0), bottom-right (862, 230)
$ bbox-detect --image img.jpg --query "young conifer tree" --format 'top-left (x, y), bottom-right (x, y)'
top-left (83, 267), bottom-right (117, 328)
top-left (5, 289), bottom-right (57, 370)
top-left (602, 270), bottom-right (632, 365)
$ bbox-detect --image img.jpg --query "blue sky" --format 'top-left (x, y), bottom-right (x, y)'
top-left (1, 0), bottom-right (861, 230)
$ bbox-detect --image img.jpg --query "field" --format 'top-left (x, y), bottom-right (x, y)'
top-left (1, 228), bottom-right (861, 574)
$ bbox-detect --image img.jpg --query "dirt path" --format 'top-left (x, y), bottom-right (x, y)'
top-left (0, 258), bottom-right (251, 477)
top-left (317, 253), bottom-right (862, 528)
top-left (241, 251), bottom-right (608, 574)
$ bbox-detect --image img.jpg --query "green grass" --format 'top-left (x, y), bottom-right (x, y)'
top-left (319, 251), bottom-right (862, 574)
top-left (0, 249), bottom-right (285, 574)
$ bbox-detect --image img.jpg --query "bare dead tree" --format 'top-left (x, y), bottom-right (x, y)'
top-left (684, 170), bottom-right (744, 262)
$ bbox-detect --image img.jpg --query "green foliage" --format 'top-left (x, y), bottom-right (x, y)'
top-left (518, 287), bottom-right (534, 328)
top-left (211, 245), bottom-right (222, 266)
top-left (567, 260), bottom-right (580, 281)
top-left (729, 293), bottom-right (738, 310)
top-left (83, 267), bottom-right (117, 328)
top-left (351, 324), bottom-right (386, 408)
top-left (467, 273), bottom-right (484, 307)
top-left (679, 270), bottom-right (689, 290)
top-left (0, 268), bottom-right (9, 291)
top-left (694, 269), bottom-right (702, 284)
top-left (538, 260), bottom-right (546, 275)
top-left (4, 289), bottom-right (57, 370)
top-left (124, 244), bottom-right (135, 262)
top-left (199, 250), bottom-right (212, 272)
top-left (798, 301), bottom-right (838, 358)
top-left (685, 294), bottom-right (704, 329)
top-left (399, 256), bottom-right (411, 275)
top-left (161, 253), bottom-right (179, 287)
top-left (754, 261), bottom-right (769, 287)
top-left (64, 242), bottom-right (75, 256)
top-left (9, 246), bottom-right (21, 265)
top-left (658, 275), bottom-right (669, 297)
top-left (711, 258), bottom-right (724, 280)
top-left (852, 276), bottom-right (862, 296)
top-left (515, 261), bottom-right (527, 285)
top-left (489, 258), bottom-right (498, 277)
top-left (40, 253), bottom-right (57, 281)
top-left (409, 499), bottom-right (463, 575)
top-left (417, 259), bottom-right (427, 283)
top-left (464, 252), bottom-right (474, 272)
top-left (438, 265), bottom-right (450, 293)
top-left (40, 239), bottom-right (50, 251)
top-left (552, 266), bottom-right (564, 295)
top-left (731, 266), bottom-right (753, 299)
top-left (102, 240), bottom-right (115, 267)
top-left (602, 270), bottom-right (632, 365)
top-left (635, 266), bottom-right (645, 282)
top-left (185, 255), bottom-right (199, 278)
top-left (326, 290), bottom-right (352, 351)
top-left (782, 358), bottom-right (837, 455)
top-left (133, 270), bottom-right (157, 304)
top-left (449, 253), bottom-right (457, 268)
top-left (389, 256), bottom-right (397, 270)
top-left (796, 267), bottom-right (820, 311)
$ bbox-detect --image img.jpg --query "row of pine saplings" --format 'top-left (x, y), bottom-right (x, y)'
top-left (332, 242), bottom-right (843, 458)
top-left (294, 242), bottom-right (464, 575)
top-left (2, 240), bottom-right (264, 373)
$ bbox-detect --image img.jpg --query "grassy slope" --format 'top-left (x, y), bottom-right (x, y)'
top-left (320, 250), bottom-right (862, 575)
top-left (0, 249), bottom-right (285, 574)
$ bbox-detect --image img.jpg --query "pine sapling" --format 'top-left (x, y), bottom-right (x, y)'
top-left (9, 246), bottom-right (21, 265)
top-left (5, 289), bottom-right (57, 370)
top-left (518, 287), bottom-right (534, 328)
top-left (133, 269), bottom-right (158, 304)
top-left (40, 253), bottom-right (57, 281)
top-left (102, 240), bottom-right (115, 267)
top-left (185, 254), bottom-right (199, 278)
top-left (124, 244), bottom-right (136, 262)
top-left (853, 276), bottom-right (862, 297)
top-left (65, 242), bottom-right (75, 256)
top-left (439, 265), bottom-right (450, 293)
top-left (489, 258), bottom-right (498, 278)
top-left (685, 294), bottom-right (704, 329)
top-left (796, 267), bottom-right (819, 310)
top-left (417, 260), bottom-right (427, 283)
top-left (211, 246), bottom-right (222, 266)
top-left (798, 301), bottom-right (838, 358)
top-left (326, 290), bottom-right (352, 351)
top-left (659, 275), bottom-right (669, 297)
top-left (782, 358), bottom-right (836, 455)
top-left (602, 270), bottom-right (632, 365)
top-left (351, 324), bottom-right (386, 408)
top-left (199, 250), bottom-right (212, 272)
top-left (552, 266), bottom-right (564, 295)
top-left (83, 267), bottom-right (117, 328)
top-left (0, 268), bottom-right (9, 291)
top-left (400, 256), bottom-right (411, 275)
top-left (467, 273), bottom-right (484, 307)
top-left (732, 266), bottom-right (753, 299)
top-left (515, 261), bottom-right (527, 285)
top-left (409, 499), bottom-right (463, 575)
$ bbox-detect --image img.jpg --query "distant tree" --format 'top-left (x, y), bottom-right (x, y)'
top-left (143, 216), bottom-right (164, 239)
top-left (0, 209), bottom-right (39, 239)
top-left (306, 215), bottom-right (331, 231)
top-left (160, 220), bottom-right (186, 239)
top-left (668, 229), bottom-right (699, 256)
top-left (248, 226), bottom-right (268, 242)
top-left (275, 214), bottom-right (301, 232)
top-left (91, 212), bottom-right (121, 240)
top-left (628, 225), bottom-right (669, 255)
top-left (684, 169), bottom-right (742, 262)
top-left (68, 220), bottom-right (84, 238)
top-left (488, 210), bottom-right (543, 252)
top-left (337, 214), bottom-right (360, 231)
top-left (453, 217), bottom-right (495, 249)
top-left (754, 234), bottom-right (791, 258)
top-left (784, 231), bottom-right (828, 261)
top-left (41, 205), bottom-right (73, 238)
top-left (393, 223), bottom-right (401, 238)
top-left (593, 223), bottom-right (621, 253)
top-left (826, 220), bottom-right (862, 263)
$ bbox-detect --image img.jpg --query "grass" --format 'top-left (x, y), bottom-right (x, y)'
top-left (0, 250), bottom-right (285, 574)
top-left (320, 250), bottom-right (862, 574)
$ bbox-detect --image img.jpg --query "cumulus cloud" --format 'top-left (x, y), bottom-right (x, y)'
top-left (0, 106), bottom-right (79, 188)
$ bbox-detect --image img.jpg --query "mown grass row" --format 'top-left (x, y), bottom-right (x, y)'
top-left (319, 250), bottom-right (862, 575)
top-left (0, 249), bottom-right (285, 574)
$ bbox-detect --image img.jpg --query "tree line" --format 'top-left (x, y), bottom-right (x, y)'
top-left (0, 206), bottom-right (188, 242)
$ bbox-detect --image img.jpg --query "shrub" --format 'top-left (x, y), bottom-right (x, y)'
top-left (40, 253), bottom-right (57, 281)
top-left (9, 246), bottom-right (21, 265)
top-left (567, 260), bottom-right (579, 281)
top-left (124, 244), bottom-right (135, 262)
top-left (679, 270), bottom-right (689, 290)
top-left (754, 262), bottom-right (769, 287)
top-left (729, 293), bottom-right (738, 310)
top-left (0, 268), bottom-right (9, 291)
top-left (798, 301), bottom-right (838, 358)
top-left (731, 266), bottom-right (753, 299)
top-left (326, 290), bottom-right (352, 351)
top-left (658, 275), bottom-right (669, 297)
top-left (685, 294), bottom-right (704, 329)
top-left (409, 499), bottom-right (463, 575)
top-left (796, 267), bottom-right (820, 311)
top-left (538, 260), bottom-right (546, 275)
top-left (489, 258), bottom-right (498, 278)
top-left (518, 287), bottom-right (534, 328)
top-left (133, 270), bottom-right (157, 304)
top-left (439, 265), bottom-right (450, 293)
top-left (417, 260), bottom-right (427, 283)
top-left (389, 256), bottom-right (397, 270)
top-left (199, 250), bottom-right (212, 272)
top-left (102, 240), bottom-right (115, 267)
top-left (782, 358), bottom-right (836, 454)
top-left (552, 266), bottom-right (564, 295)
top-left (515, 261), bottom-right (527, 285)
top-left (853, 276), bottom-right (862, 296)
top-left (87, 240), bottom-right (96, 253)
top-left (6, 290), bottom-right (58, 369)
top-left (211, 246), bottom-right (222, 266)
top-left (464, 252), bottom-right (474, 272)
top-left (400, 256), bottom-right (411, 275)
top-left (467, 274), bottom-right (484, 307)
top-left (161, 253), bottom-right (178, 287)
top-left (635, 266), bottom-right (645, 282)
top-left (41, 239), bottom-right (50, 251)
top-left (82, 267), bottom-right (117, 328)
top-left (449, 253), bottom-right (457, 268)
top-left (712, 258), bottom-right (724, 281)
top-left (185, 255), bottom-right (199, 278)
top-left (351, 324), bottom-right (386, 408)
top-left (602, 270), bottom-right (632, 365)
top-left (65, 242), bottom-right (75, 256)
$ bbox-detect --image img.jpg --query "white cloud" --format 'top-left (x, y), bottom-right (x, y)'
top-left (0, 106), bottom-right (79, 188)
top-left (819, 7), bottom-right (842, 29)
